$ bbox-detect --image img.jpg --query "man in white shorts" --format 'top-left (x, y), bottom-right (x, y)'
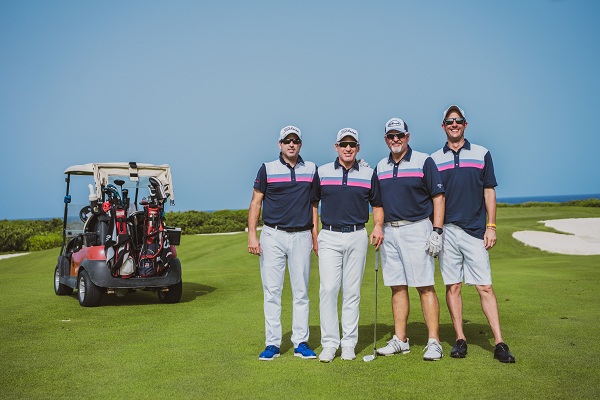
top-left (370, 117), bottom-right (446, 361)
top-left (430, 105), bottom-right (515, 363)
top-left (248, 125), bottom-right (318, 361)
top-left (312, 128), bottom-right (382, 363)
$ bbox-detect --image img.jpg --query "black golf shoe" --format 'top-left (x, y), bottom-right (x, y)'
top-left (494, 342), bottom-right (515, 363)
top-left (450, 339), bottom-right (467, 358)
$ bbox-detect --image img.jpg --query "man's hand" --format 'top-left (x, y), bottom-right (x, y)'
top-left (426, 231), bottom-right (442, 257)
top-left (248, 235), bottom-right (261, 256)
top-left (484, 228), bottom-right (496, 250)
top-left (369, 225), bottom-right (384, 250)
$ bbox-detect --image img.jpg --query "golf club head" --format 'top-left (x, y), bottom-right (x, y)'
top-left (363, 354), bottom-right (376, 362)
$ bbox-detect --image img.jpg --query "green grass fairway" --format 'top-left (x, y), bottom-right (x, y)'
top-left (1, 206), bottom-right (599, 399)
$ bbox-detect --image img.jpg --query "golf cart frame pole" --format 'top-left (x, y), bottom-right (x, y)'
top-left (60, 173), bottom-right (71, 255)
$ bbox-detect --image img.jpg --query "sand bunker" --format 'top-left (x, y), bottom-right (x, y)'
top-left (512, 218), bottom-right (600, 255)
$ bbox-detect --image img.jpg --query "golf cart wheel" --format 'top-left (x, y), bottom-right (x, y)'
top-left (78, 269), bottom-right (102, 307)
top-left (54, 264), bottom-right (73, 296)
top-left (157, 281), bottom-right (182, 304)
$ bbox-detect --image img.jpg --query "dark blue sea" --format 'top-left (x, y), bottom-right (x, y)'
top-left (497, 193), bottom-right (600, 204)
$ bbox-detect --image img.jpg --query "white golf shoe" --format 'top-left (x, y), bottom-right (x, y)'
top-left (319, 347), bottom-right (337, 363)
top-left (376, 335), bottom-right (410, 356)
top-left (341, 347), bottom-right (356, 361)
top-left (423, 338), bottom-right (443, 361)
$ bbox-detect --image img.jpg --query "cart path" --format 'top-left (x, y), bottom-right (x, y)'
top-left (0, 253), bottom-right (30, 261)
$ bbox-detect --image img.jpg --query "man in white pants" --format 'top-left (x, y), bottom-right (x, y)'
top-left (248, 125), bottom-right (318, 361)
top-left (312, 128), bottom-right (382, 362)
top-left (370, 117), bottom-right (446, 361)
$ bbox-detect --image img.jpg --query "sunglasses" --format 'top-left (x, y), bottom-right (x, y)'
top-left (337, 141), bottom-right (358, 148)
top-left (443, 118), bottom-right (466, 125)
top-left (281, 138), bottom-right (302, 145)
top-left (386, 133), bottom-right (406, 140)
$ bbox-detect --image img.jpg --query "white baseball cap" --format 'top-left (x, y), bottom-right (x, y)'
top-left (336, 127), bottom-right (359, 143)
top-left (442, 105), bottom-right (467, 122)
top-left (279, 125), bottom-right (302, 141)
top-left (385, 118), bottom-right (409, 134)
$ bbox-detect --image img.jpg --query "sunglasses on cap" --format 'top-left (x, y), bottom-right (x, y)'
top-left (386, 133), bottom-right (406, 140)
top-left (281, 138), bottom-right (302, 144)
top-left (443, 118), bottom-right (466, 126)
top-left (337, 141), bottom-right (358, 148)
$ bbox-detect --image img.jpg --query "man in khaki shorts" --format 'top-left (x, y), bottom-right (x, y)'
top-left (370, 117), bottom-right (446, 361)
top-left (430, 105), bottom-right (515, 363)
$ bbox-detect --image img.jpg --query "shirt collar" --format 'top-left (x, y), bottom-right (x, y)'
top-left (334, 157), bottom-right (359, 171)
top-left (387, 146), bottom-right (413, 164)
top-left (443, 139), bottom-right (471, 153)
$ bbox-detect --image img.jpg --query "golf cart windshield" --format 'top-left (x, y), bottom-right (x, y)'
top-left (64, 162), bottom-right (175, 204)
top-left (63, 162), bottom-right (175, 237)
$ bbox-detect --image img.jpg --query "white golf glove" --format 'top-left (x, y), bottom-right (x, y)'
top-left (426, 231), bottom-right (442, 257)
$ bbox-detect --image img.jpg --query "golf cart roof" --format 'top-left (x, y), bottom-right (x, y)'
top-left (64, 162), bottom-right (175, 202)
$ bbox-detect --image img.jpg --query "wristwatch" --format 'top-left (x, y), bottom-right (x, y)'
top-left (433, 227), bottom-right (443, 235)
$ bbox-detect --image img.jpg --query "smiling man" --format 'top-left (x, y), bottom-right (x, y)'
top-left (371, 117), bottom-right (446, 361)
top-left (248, 125), bottom-right (318, 361)
top-left (312, 128), bottom-right (382, 362)
top-left (430, 105), bottom-right (515, 363)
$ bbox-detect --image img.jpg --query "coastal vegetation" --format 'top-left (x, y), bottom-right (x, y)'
top-left (1, 199), bottom-right (597, 253)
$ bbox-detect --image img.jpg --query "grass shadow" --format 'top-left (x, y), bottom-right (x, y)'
top-left (64, 281), bottom-right (217, 307)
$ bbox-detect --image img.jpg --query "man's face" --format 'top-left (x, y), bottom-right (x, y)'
top-left (385, 131), bottom-right (409, 154)
top-left (335, 135), bottom-right (359, 164)
top-left (278, 134), bottom-right (302, 158)
top-left (442, 110), bottom-right (468, 141)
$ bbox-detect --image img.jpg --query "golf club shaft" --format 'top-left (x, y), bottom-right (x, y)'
top-left (373, 250), bottom-right (378, 354)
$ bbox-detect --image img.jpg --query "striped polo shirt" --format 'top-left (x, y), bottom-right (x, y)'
top-left (430, 139), bottom-right (497, 239)
top-left (313, 158), bottom-right (379, 226)
top-left (254, 154), bottom-right (317, 228)
top-left (372, 147), bottom-right (444, 222)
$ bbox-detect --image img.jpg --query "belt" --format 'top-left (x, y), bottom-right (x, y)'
top-left (384, 220), bottom-right (414, 227)
top-left (322, 224), bottom-right (365, 233)
top-left (263, 223), bottom-right (313, 232)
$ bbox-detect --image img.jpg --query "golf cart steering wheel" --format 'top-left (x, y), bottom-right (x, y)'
top-left (79, 206), bottom-right (92, 222)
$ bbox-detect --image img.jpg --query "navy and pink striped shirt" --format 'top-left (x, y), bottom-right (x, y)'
top-left (430, 139), bottom-right (497, 239)
top-left (254, 154), bottom-right (317, 229)
top-left (313, 158), bottom-right (380, 227)
top-left (372, 147), bottom-right (444, 223)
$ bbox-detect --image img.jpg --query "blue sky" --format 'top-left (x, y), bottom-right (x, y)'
top-left (1, 0), bottom-right (599, 219)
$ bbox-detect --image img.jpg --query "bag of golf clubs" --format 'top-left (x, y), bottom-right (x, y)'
top-left (103, 184), bottom-right (135, 278)
top-left (137, 177), bottom-right (173, 277)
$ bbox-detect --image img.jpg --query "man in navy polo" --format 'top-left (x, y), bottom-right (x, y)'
top-left (248, 125), bottom-right (318, 361)
top-left (313, 128), bottom-right (382, 363)
top-left (431, 105), bottom-right (515, 363)
top-left (370, 117), bottom-right (446, 361)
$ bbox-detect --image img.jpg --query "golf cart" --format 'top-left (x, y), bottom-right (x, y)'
top-left (54, 162), bottom-right (183, 307)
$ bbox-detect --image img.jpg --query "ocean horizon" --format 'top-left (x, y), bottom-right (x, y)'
top-left (496, 193), bottom-right (600, 204)
top-left (5, 193), bottom-right (600, 221)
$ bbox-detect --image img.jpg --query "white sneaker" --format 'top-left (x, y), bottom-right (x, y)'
top-left (341, 347), bottom-right (356, 361)
top-left (376, 335), bottom-right (410, 356)
top-left (319, 347), bottom-right (337, 363)
top-left (423, 338), bottom-right (443, 361)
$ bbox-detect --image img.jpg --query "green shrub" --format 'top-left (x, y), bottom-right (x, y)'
top-left (26, 234), bottom-right (63, 251)
top-left (498, 198), bottom-right (600, 208)
top-left (165, 209), bottom-right (255, 235)
top-left (0, 218), bottom-right (62, 253)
